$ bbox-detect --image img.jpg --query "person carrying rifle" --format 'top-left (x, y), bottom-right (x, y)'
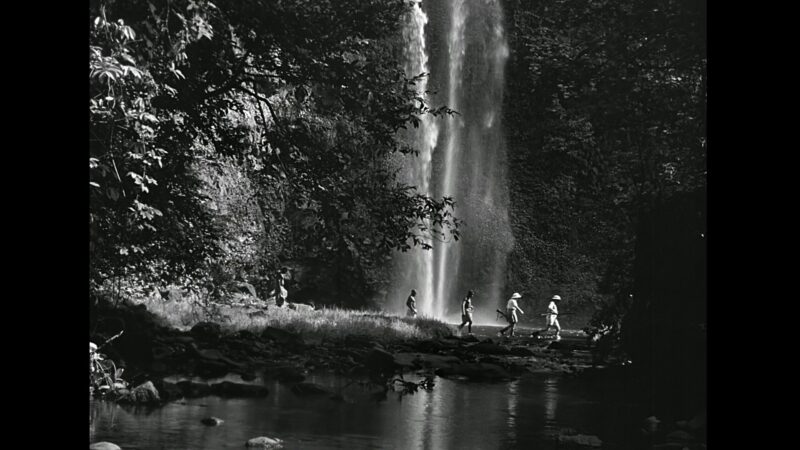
top-left (498, 292), bottom-right (524, 337)
top-left (543, 294), bottom-right (563, 341)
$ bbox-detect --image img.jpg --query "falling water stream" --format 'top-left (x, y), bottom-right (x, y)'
top-left (392, 0), bottom-right (514, 322)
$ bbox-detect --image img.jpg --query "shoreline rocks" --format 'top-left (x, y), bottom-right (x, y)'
top-left (246, 436), bottom-right (283, 448)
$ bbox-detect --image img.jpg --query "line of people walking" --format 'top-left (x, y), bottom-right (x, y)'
top-left (404, 289), bottom-right (564, 340)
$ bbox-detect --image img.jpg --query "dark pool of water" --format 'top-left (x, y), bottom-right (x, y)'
top-left (90, 367), bottom-right (646, 450)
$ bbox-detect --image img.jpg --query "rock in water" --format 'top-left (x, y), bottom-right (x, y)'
top-left (201, 416), bottom-right (224, 426)
top-left (89, 442), bottom-right (121, 450)
top-left (118, 381), bottom-right (160, 404)
top-left (245, 436), bottom-right (283, 448)
top-left (557, 434), bottom-right (603, 447)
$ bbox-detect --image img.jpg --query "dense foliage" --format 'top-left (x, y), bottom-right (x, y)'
top-left (89, 0), bottom-right (459, 304)
top-left (503, 0), bottom-right (706, 325)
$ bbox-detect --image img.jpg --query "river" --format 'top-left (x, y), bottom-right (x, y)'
top-left (90, 327), bottom-right (646, 449)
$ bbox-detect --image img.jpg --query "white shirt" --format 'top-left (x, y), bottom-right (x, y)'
top-left (547, 301), bottom-right (558, 315)
top-left (506, 298), bottom-right (519, 310)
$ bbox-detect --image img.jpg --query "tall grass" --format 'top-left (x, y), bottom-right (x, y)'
top-left (133, 295), bottom-right (454, 342)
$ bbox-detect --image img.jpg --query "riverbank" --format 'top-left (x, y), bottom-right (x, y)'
top-left (90, 299), bottom-right (599, 398)
top-left (90, 299), bottom-right (706, 449)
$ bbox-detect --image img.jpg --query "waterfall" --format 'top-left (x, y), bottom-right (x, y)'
top-left (397, 0), bottom-right (439, 317)
top-left (394, 0), bottom-right (513, 323)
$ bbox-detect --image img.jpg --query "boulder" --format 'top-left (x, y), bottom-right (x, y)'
top-left (201, 416), bottom-right (224, 426)
top-left (364, 348), bottom-right (397, 374)
top-left (413, 339), bottom-right (458, 353)
top-left (468, 342), bottom-right (511, 355)
top-left (198, 348), bottom-right (245, 366)
top-left (393, 353), bottom-right (461, 370)
top-left (245, 436), bottom-right (283, 448)
top-left (510, 346), bottom-right (537, 357)
top-left (236, 330), bottom-right (258, 340)
top-left (435, 363), bottom-right (514, 381)
top-left (160, 378), bottom-right (212, 398)
top-left (196, 360), bottom-right (232, 379)
top-left (261, 327), bottom-right (304, 347)
top-left (343, 334), bottom-right (376, 348)
top-left (89, 443), bottom-right (121, 450)
top-left (118, 381), bottom-right (160, 404)
top-left (191, 322), bottom-right (223, 341)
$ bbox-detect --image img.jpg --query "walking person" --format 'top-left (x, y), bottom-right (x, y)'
top-left (458, 290), bottom-right (475, 334)
top-left (498, 293), bottom-right (525, 337)
top-left (406, 289), bottom-right (418, 318)
top-left (543, 294), bottom-right (562, 341)
top-left (269, 267), bottom-right (289, 308)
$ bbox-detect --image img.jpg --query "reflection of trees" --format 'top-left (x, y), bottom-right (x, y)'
top-left (544, 377), bottom-right (559, 427)
top-left (506, 379), bottom-right (519, 443)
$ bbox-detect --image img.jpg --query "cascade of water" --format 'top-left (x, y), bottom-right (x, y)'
top-left (397, 0), bottom-right (438, 316)
top-left (395, 0), bottom-right (513, 322)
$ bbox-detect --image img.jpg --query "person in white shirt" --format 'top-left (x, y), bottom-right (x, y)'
top-left (498, 292), bottom-right (525, 337)
top-left (544, 294), bottom-right (562, 341)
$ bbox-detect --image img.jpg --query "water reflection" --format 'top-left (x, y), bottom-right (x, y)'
top-left (506, 379), bottom-right (519, 445)
top-left (543, 376), bottom-right (559, 426)
top-left (91, 374), bottom-right (638, 450)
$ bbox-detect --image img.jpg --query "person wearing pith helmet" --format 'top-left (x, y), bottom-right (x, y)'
top-left (544, 295), bottom-right (562, 341)
top-left (498, 292), bottom-right (525, 337)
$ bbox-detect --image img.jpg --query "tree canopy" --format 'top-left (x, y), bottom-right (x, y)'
top-left (89, 0), bottom-right (459, 302)
top-left (503, 0), bottom-right (706, 320)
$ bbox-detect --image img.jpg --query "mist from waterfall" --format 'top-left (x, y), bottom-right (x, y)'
top-left (393, 0), bottom-right (513, 323)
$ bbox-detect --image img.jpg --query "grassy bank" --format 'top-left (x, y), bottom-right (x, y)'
top-left (133, 295), bottom-right (454, 343)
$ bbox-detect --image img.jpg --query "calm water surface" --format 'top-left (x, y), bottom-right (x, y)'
top-left (90, 371), bottom-right (642, 449)
top-left (90, 324), bottom-right (643, 449)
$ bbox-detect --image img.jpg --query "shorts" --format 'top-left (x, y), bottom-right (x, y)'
top-left (508, 310), bottom-right (518, 324)
top-left (462, 312), bottom-right (473, 322)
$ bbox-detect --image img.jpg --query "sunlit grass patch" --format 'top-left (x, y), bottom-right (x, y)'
top-left (132, 295), bottom-right (453, 342)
